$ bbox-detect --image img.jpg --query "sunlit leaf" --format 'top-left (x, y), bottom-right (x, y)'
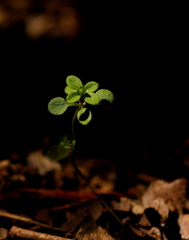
top-left (64, 86), bottom-right (75, 94)
top-left (96, 89), bottom-right (114, 104)
top-left (66, 75), bottom-right (82, 90)
top-left (77, 108), bottom-right (92, 125)
top-left (84, 93), bottom-right (100, 105)
top-left (84, 81), bottom-right (99, 93)
top-left (48, 97), bottom-right (68, 115)
top-left (66, 91), bottom-right (81, 103)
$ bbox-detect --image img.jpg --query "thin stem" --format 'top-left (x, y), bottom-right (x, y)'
top-left (69, 151), bottom-right (135, 239)
top-left (71, 107), bottom-right (80, 140)
top-left (69, 112), bottom-right (136, 239)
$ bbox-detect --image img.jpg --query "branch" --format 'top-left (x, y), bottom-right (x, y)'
top-left (0, 211), bottom-right (68, 232)
top-left (9, 226), bottom-right (71, 240)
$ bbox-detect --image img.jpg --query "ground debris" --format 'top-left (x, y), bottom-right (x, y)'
top-left (9, 226), bottom-right (70, 240)
top-left (178, 214), bottom-right (189, 240)
top-left (0, 228), bottom-right (8, 240)
top-left (73, 215), bottom-right (115, 240)
top-left (1, 149), bottom-right (189, 240)
top-left (142, 177), bottom-right (188, 214)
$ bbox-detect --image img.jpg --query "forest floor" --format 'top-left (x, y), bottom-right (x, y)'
top-left (1, 136), bottom-right (189, 240)
top-left (1, 0), bottom-right (189, 239)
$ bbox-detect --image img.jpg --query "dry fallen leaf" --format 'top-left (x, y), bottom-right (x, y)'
top-left (151, 197), bottom-right (169, 223)
top-left (178, 214), bottom-right (189, 239)
top-left (138, 197), bottom-right (169, 228)
top-left (0, 228), bottom-right (8, 240)
top-left (142, 178), bottom-right (188, 214)
top-left (26, 150), bottom-right (61, 176)
top-left (111, 197), bottom-right (144, 215)
top-left (133, 179), bottom-right (188, 240)
top-left (61, 200), bottom-right (103, 234)
top-left (73, 214), bottom-right (114, 240)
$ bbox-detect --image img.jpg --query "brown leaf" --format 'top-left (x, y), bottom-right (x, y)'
top-left (142, 178), bottom-right (188, 214)
top-left (111, 197), bottom-right (132, 212)
top-left (151, 197), bottom-right (169, 223)
top-left (137, 197), bottom-right (169, 229)
top-left (144, 227), bottom-right (168, 240)
top-left (0, 228), bottom-right (8, 240)
top-left (26, 150), bottom-right (61, 176)
top-left (61, 200), bottom-right (103, 234)
top-left (73, 214), bottom-right (114, 240)
top-left (111, 197), bottom-right (144, 215)
top-left (130, 224), bottom-right (168, 240)
top-left (178, 214), bottom-right (189, 239)
top-left (32, 208), bottom-right (53, 226)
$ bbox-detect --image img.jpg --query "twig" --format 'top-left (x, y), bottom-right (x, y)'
top-left (9, 226), bottom-right (71, 240)
top-left (0, 187), bottom-right (126, 202)
top-left (0, 211), bottom-right (69, 232)
top-left (0, 188), bottom-right (98, 201)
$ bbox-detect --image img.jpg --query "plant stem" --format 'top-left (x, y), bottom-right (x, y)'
top-left (71, 107), bottom-right (80, 140)
top-left (70, 110), bottom-right (136, 239)
top-left (69, 151), bottom-right (136, 239)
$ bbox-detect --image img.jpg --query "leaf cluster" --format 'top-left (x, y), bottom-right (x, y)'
top-left (47, 75), bottom-right (114, 161)
top-left (48, 75), bottom-right (114, 125)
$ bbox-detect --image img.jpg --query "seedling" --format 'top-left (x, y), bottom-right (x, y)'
top-left (47, 75), bottom-right (134, 237)
top-left (47, 75), bottom-right (114, 160)
top-left (48, 75), bottom-right (114, 124)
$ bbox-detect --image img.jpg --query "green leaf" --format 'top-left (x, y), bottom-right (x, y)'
top-left (77, 85), bottom-right (85, 95)
top-left (64, 140), bottom-right (76, 149)
top-left (84, 81), bottom-right (99, 93)
top-left (48, 97), bottom-right (68, 115)
top-left (84, 93), bottom-right (100, 105)
top-left (66, 102), bottom-right (79, 107)
top-left (77, 108), bottom-right (92, 125)
top-left (66, 91), bottom-right (81, 103)
top-left (60, 135), bottom-right (68, 147)
top-left (66, 75), bottom-right (82, 90)
top-left (64, 86), bottom-right (75, 94)
top-left (96, 89), bottom-right (114, 104)
top-left (60, 136), bottom-right (76, 149)
top-left (46, 145), bottom-right (70, 161)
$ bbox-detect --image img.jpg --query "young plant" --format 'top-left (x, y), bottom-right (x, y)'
top-left (47, 75), bottom-right (133, 236)
top-left (48, 75), bottom-right (114, 124)
top-left (47, 75), bottom-right (114, 160)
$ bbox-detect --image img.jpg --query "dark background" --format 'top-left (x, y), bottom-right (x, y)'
top-left (1, 0), bottom-right (189, 175)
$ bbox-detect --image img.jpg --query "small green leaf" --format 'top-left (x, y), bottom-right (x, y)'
top-left (84, 81), bottom-right (99, 93)
top-left (64, 140), bottom-right (76, 149)
top-left (48, 97), bottom-right (68, 115)
top-left (66, 75), bottom-right (82, 90)
top-left (60, 135), bottom-right (68, 147)
top-left (64, 86), bottom-right (76, 94)
top-left (84, 93), bottom-right (100, 105)
top-left (77, 85), bottom-right (85, 94)
top-left (46, 145), bottom-right (70, 161)
top-left (66, 91), bottom-right (81, 103)
top-left (96, 89), bottom-right (114, 104)
top-left (77, 108), bottom-right (92, 125)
